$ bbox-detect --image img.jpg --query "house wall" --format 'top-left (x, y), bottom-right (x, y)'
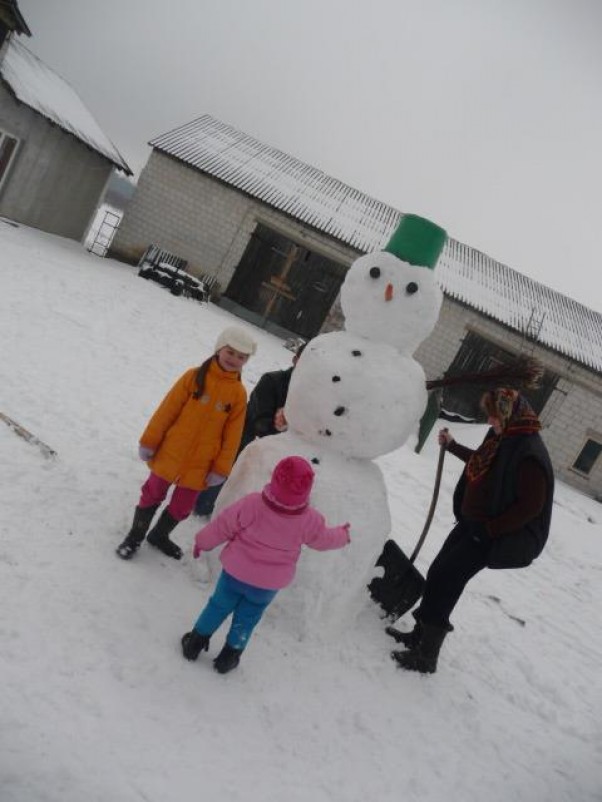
top-left (415, 297), bottom-right (602, 499)
top-left (0, 84), bottom-right (112, 240)
top-left (109, 150), bottom-right (358, 292)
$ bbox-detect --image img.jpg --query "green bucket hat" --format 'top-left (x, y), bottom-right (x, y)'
top-left (384, 214), bottom-right (447, 269)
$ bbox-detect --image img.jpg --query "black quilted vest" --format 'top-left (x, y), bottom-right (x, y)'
top-left (453, 431), bottom-right (554, 569)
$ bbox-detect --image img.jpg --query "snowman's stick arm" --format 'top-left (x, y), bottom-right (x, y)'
top-left (425, 356), bottom-right (543, 392)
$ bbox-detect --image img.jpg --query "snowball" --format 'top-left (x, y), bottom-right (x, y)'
top-left (285, 332), bottom-right (427, 459)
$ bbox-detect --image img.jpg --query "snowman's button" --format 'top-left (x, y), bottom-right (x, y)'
top-left (334, 406), bottom-right (346, 416)
top-left (311, 457), bottom-right (320, 465)
top-left (332, 375), bottom-right (341, 382)
top-left (351, 350), bottom-right (362, 356)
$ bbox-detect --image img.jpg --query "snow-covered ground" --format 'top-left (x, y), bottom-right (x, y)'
top-left (1, 218), bottom-right (601, 802)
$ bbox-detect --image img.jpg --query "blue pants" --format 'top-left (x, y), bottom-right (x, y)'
top-left (193, 571), bottom-right (278, 651)
top-left (194, 484), bottom-right (222, 516)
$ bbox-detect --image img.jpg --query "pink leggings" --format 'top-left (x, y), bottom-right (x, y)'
top-left (139, 473), bottom-right (199, 521)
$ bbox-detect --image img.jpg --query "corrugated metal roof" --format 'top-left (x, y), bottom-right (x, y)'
top-left (150, 114), bottom-right (602, 374)
top-left (1, 38), bottom-right (131, 174)
top-left (437, 241), bottom-right (602, 373)
top-left (150, 115), bottom-right (400, 253)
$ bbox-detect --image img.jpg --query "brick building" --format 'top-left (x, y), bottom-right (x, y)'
top-left (110, 115), bottom-right (602, 500)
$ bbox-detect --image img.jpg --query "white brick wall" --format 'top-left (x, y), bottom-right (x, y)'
top-left (111, 151), bottom-right (357, 289)
top-left (416, 298), bottom-right (602, 499)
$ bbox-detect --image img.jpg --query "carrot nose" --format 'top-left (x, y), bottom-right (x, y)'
top-left (385, 283), bottom-right (394, 301)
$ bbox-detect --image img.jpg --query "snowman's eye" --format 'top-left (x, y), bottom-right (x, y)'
top-left (406, 282), bottom-right (418, 295)
top-left (369, 267), bottom-right (381, 279)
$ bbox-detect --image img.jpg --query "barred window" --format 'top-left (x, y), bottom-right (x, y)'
top-left (572, 439), bottom-right (602, 476)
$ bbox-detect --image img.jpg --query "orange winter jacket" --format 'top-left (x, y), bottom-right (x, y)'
top-left (140, 360), bottom-right (247, 490)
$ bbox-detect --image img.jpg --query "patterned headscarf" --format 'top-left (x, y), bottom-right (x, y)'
top-left (465, 389), bottom-right (541, 483)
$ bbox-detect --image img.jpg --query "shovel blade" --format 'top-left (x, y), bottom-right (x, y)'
top-left (368, 539), bottom-right (425, 622)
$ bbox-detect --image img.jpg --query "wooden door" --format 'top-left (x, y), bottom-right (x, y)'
top-left (225, 224), bottom-right (346, 338)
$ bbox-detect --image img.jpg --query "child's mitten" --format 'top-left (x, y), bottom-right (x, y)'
top-left (206, 471), bottom-right (226, 487)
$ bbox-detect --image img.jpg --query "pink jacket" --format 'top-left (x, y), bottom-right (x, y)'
top-left (194, 492), bottom-right (350, 590)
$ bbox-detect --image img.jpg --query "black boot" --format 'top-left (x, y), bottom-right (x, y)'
top-left (116, 505), bottom-right (159, 559)
top-left (181, 630), bottom-right (210, 661)
top-left (213, 643), bottom-right (242, 674)
top-left (146, 510), bottom-right (182, 559)
top-left (385, 608), bottom-right (429, 649)
top-left (391, 622), bottom-right (450, 674)
top-left (385, 621), bottom-right (422, 649)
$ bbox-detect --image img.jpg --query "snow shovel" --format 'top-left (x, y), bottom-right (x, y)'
top-left (367, 441), bottom-right (446, 622)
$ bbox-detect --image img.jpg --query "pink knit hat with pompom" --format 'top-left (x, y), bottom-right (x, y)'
top-left (264, 456), bottom-right (314, 510)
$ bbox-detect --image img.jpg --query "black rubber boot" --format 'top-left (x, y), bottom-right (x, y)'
top-left (116, 505), bottom-right (159, 559)
top-left (146, 510), bottom-right (182, 559)
top-left (181, 630), bottom-right (210, 661)
top-left (213, 643), bottom-right (243, 674)
top-left (385, 621), bottom-right (422, 649)
top-left (391, 622), bottom-right (450, 674)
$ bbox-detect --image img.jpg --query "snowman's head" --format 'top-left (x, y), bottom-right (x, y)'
top-left (340, 251), bottom-right (443, 353)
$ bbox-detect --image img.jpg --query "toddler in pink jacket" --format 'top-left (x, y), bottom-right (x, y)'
top-left (181, 455), bottom-right (350, 673)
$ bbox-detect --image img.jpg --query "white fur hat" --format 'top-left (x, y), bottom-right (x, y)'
top-left (214, 325), bottom-right (257, 356)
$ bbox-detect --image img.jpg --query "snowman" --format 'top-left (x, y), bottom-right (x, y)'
top-left (213, 215), bottom-right (447, 640)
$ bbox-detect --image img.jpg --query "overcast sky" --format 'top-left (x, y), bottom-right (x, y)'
top-left (17, 0), bottom-right (602, 311)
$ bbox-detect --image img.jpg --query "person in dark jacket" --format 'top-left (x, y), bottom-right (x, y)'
top-left (194, 342), bottom-right (307, 516)
top-left (389, 387), bottom-right (554, 674)
top-left (238, 343), bottom-right (305, 449)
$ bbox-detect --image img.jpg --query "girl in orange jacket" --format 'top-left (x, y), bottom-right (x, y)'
top-left (116, 326), bottom-right (257, 561)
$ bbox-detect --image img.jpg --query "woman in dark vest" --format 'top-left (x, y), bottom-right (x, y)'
top-left (389, 388), bottom-right (554, 674)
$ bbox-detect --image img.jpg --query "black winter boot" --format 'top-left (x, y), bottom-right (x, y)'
top-left (116, 505), bottom-right (159, 559)
top-left (213, 643), bottom-right (243, 674)
top-left (146, 510), bottom-right (182, 559)
top-left (181, 630), bottom-right (210, 661)
top-left (385, 621), bottom-right (422, 649)
top-left (391, 622), bottom-right (450, 674)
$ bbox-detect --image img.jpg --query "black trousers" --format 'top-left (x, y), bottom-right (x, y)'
top-left (417, 522), bottom-right (489, 627)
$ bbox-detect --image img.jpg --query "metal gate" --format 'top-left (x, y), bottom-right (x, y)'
top-left (225, 224), bottom-right (347, 339)
top-left (87, 206), bottom-right (122, 257)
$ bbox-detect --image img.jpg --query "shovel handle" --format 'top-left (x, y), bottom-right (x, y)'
top-left (408, 442), bottom-right (446, 564)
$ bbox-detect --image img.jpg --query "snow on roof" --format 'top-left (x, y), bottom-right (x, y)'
top-left (438, 241), bottom-right (602, 374)
top-left (150, 115), bottom-right (400, 253)
top-left (0, 38), bottom-right (131, 174)
top-left (150, 114), bottom-right (602, 374)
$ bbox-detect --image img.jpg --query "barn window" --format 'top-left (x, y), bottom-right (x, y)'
top-left (440, 330), bottom-right (558, 421)
top-left (572, 438), bottom-right (602, 476)
top-left (0, 129), bottom-right (20, 192)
